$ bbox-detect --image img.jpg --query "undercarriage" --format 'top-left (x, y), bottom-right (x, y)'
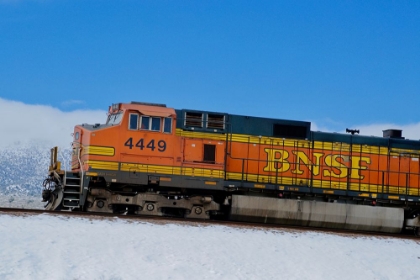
top-left (86, 188), bottom-right (222, 219)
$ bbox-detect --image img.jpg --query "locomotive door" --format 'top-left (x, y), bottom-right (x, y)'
top-left (388, 153), bottom-right (420, 196)
top-left (183, 138), bottom-right (204, 163)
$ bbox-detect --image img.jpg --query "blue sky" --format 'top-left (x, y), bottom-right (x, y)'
top-left (1, 1), bottom-right (420, 135)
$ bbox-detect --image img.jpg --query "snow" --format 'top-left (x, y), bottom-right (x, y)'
top-left (1, 214), bottom-right (420, 280)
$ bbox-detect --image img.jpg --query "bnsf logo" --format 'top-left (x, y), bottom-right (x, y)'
top-left (263, 148), bottom-right (371, 180)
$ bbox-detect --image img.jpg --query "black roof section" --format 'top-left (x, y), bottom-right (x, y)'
top-left (175, 108), bottom-right (419, 148)
top-left (175, 109), bottom-right (311, 139)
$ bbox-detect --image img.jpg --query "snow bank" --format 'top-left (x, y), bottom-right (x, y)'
top-left (0, 214), bottom-right (419, 280)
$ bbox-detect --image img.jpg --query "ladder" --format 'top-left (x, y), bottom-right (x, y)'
top-left (62, 172), bottom-right (82, 210)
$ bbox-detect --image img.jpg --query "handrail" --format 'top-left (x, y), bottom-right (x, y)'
top-left (77, 147), bottom-right (84, 194)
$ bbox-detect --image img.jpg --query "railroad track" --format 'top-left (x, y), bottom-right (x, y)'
top-left (1, 207), bottom-right (419, 241)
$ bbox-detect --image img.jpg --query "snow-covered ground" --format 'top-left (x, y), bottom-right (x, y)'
top-left (0, 195), bottom-right (44, 209)
top-left (1, 213), bottom-right (419, 280)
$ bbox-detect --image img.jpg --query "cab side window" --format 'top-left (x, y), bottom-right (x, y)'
top-left (129, 114), bottom-right (139, 130)
top-left (139, 116), bottom-right (171, 132)
top-left (163, 117), bottom-right (172, 133)
top-left (151, 117), bottom-right (161, 131)
top-left (141, 116), bottom-right (150, 130)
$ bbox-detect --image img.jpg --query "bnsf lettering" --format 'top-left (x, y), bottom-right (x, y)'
top-left (124, 138), bottom-right (166, 152)
top-left (263, 148), bottom-right (371, 180)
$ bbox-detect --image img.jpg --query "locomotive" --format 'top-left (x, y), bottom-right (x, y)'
top-left (42, 101), bottom-right (420, 234)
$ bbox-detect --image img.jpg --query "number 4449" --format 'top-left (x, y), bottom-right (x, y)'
top-left (124, 138), bottom-right (166, 152)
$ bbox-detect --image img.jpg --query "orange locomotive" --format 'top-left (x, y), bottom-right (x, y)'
top-left (42, 101), bottom-right (420, 234)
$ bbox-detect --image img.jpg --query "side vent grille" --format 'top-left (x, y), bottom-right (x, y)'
top-left (207, 114), bottom-right (225, 129)
top-left (185, 112), bottom-right (203, 128)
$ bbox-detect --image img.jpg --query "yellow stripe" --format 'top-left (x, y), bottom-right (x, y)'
top-left (89, 160), bottom-right (224, 179)
top-left (313, 141), bottom-right (389, 155)
top-left (85, 160), bottom-right (119, 171)
top-left (390, 148), bottom-right (420, 157)
top-left (82, 145), bottom-right (115, 156)
top-left (225, 172), bottom-right (420, 196)
top-left (119, 162), bottom-right (225, 179)
top-left (176, 129), bottom-right (226, 140)
top-left (205, 181), bottom-right (217, 185)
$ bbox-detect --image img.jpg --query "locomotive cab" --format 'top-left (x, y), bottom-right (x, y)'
top-left (61, 102), bottom-right (222, 217)
top-left (71, 102), bottom-right (178, 177)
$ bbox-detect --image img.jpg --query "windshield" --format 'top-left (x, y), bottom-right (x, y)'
top-left (106, 112), bottom-right (123, 125)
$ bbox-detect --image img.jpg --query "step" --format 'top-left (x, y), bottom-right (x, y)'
top-left (63, 194), bottom-right (80, 199)
top-left (63, 192), bottom-right (79, 197)
top-left (65, 185), bottom-right (81, 189)
top-left (66, 173), bottom-right (80, 177)
top-left (65, 184), bottom-right (81, 187)
top-left (65, 176), bottom-right (80, 181)
top-left (63, 197), bottom-right (80, 201)
top-left (63, 200), bottom-right (80, 207)
top-left (66, 179), bottom-right (80, 183)
top-left (64, 186), bottom-right (80, 191)
top-left (66, 179), bottom-right (80, 182)
top-left (64, 191), bottom-right (81, 194)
